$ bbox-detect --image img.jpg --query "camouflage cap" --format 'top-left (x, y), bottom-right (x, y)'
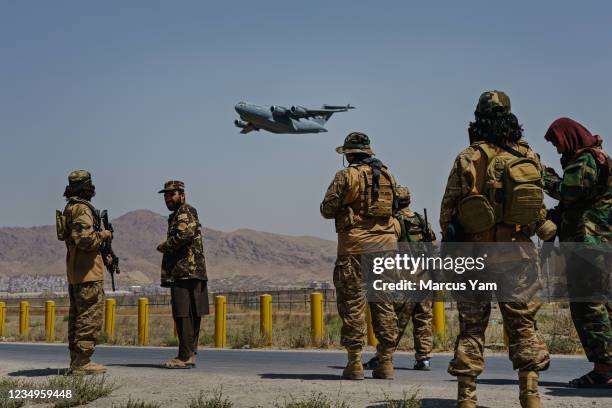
top-left (68, 170), bottom-right (92, 185)
top-left (475, 90), bottom-right (511, 118)
top-left (158, 180), bottom-right (185, 193)
top-left (396, 185), bottom-right (410, 202)
top-left (335, 132), bottom-right (374, 155)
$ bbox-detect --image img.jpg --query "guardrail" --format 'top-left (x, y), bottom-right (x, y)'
top-left (0, 293), bottom-right (448, 348)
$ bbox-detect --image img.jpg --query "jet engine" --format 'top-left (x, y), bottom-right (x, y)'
top-left (290, 106), bottom-right (308, 115)
top-left (234, 119), bottom-right (248, 128)
top-left (270, 105), bottom-right (288, 116)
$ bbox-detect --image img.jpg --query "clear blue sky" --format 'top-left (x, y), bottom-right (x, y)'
top-left (1, 1), bottom-right (610, 239)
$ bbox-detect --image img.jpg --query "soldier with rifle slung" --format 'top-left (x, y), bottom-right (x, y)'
top-left (56, 170), bottom-right (114, 374)
top-left (364, 186), bottom-right (437, 371)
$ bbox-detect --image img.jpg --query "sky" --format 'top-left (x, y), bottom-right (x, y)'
top-left (1, 1), bottom-right (610, 239)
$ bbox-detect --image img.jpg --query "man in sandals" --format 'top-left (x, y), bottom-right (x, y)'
top-left (157, 180), bottom-right (209, 369)
top-left (543, 118), bottom-right (612, 388)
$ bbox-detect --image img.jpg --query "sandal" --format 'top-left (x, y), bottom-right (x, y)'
top-left (163, 357), bottom-right (193, 369)
top-left (568, 370), bottom-right (612, 388)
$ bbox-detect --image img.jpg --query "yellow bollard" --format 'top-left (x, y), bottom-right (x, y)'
top-left (214, 295), bottom-right (226, 348)
top-left (433, 291), bottom-right (445, 341)
top-left (104, 298), bottom-right (116, 339)
top-left (366, 304), bottom-right (378, 347)
top-left (310, 292), bottom-right (323, 345)
top-left (45, 301), bottom-right (55, 342)
top-left (138, 298), bottom-right (149, 346)
top-left (19, 301), bottom-right (29, 337)
top-left (260, 294), bottom-right (272, 346)
top-left (0, 302), bottom-right (5, 338)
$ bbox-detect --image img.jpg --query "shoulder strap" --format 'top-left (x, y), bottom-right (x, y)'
top-left (67, 198), bottom-right (101, 230)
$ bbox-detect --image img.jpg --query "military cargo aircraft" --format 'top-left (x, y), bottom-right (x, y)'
top-left (234, 101), bottom-right (355, 134)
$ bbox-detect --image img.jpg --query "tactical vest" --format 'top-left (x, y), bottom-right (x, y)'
top-left (398, 210), bottom-right (428, 242)
top-left (56, 198), bottom-right (100, 244)
top-left (354, 163), bottom-right (395, 217)
top-left (458, 142), bottom-right (544, 233)
top-left (335, 163), bottom-right (396, 233)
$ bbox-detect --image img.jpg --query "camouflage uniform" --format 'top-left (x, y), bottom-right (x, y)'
top-left (394, 201), bottom-right (436, 363)
top-left (60, 170), bottom-right (111, 371)
top-left (544, 148), bottom-right (612, 365)
top-left (440, 92), bottom-right (550, 407)
top-left (158, 180), bottom-right (209, 364)
top-left (321, 132), bottom-right (399, 379)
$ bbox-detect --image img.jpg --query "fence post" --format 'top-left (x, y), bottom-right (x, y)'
top-left (0, 302), bottom-right (5, 338)
top-left (366, 304), bottom-right (378, 347)
top-left (45, 300), bottom-right (55, 342)
top-left (19, 301), bottom-right (29, 337)
top-left (433, 291), bottom-right (445, 341)
top-left (104, 298), bottom-right (116, 339)
top-left (138, 298), bottom-right (149, 346)
top-left (214, 295), bottom-right (226, 348)
top-left (310, 292), bottom-right (323, 345)
top-left (260, 294), bottom-right (272, 346)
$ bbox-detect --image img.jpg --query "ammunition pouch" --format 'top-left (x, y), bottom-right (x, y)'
top-left (458, 195), bottom-right (496, 233)
top-left (55, 210), bottom-right (67, 241)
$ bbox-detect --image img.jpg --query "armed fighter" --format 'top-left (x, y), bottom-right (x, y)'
top-left (234, 102), bottom-right (355, 134)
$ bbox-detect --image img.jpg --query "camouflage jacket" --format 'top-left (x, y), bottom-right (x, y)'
top-left (63, 198), bottom-right (105, 284)
top-left (543, 149), bottom-right (611, 243)
top-left (159, 203), bottom-right (207, 287)
top-left (320, 164), bottom-right (400, 254)
top-left (395, 208), bottom-right (436, 243)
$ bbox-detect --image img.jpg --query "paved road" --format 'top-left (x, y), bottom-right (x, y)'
top-left (1, 343), bottom-right (609, 407)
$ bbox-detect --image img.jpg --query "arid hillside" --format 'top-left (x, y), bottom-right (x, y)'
top-left (0, 210), bottom-right (335, 290)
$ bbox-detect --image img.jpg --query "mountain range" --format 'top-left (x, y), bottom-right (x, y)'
top-left (0, 210), bottom-right (336, 290)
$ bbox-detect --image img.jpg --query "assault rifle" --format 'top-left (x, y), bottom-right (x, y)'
top-left (100, 210), bottom-right (120, 291)
top-left (423, 208), bottom-right (435, 242)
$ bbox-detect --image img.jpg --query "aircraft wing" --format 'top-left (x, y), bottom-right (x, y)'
top-left (289, 104), bottom-right (355, 118)
top-left (240, 124), bottom-right (258, 134)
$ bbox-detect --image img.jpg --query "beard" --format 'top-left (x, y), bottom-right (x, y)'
top-left (166, 201), bottom-right (181, 211)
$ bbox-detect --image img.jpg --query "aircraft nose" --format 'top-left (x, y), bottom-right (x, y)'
top-left (235, 102), bottom-right (247, 114)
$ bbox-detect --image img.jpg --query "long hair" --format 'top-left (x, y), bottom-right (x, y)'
top-left (63, 182), bottom-right (96, 201)
top-left (468, 113), bottom-right (524, 145)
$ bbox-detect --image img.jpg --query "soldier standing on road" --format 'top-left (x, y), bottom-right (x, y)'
top-left (58, 170), bottom-right (112, 374)
top-left (157, 180), bottom-right (209, 369)
top-left (440, 91), bottom-right (555, 408)
top-left (320, 132), bottom-right (400, 380)
top-left (364, 186), bottom-right (436, 371)
top-left (542, 117), bottom-right (612, 388)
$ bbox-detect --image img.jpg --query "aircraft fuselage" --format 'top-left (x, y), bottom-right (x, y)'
top-left (235, 102), bottom-right (327, 134)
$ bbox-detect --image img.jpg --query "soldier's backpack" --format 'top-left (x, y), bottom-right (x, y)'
top-left (356, 164), bottom-right (395, 219)
top-left (458, 142), bottom-right (544, 233)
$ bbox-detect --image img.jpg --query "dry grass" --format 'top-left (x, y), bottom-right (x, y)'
top-left (0, 302), bottom-right (583, 355)
top-left (0, 374), bottom-right (117, 408)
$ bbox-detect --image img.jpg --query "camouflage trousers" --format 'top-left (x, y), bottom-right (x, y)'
top-left (448, 301), bottom-right (550, 377)
top-left (68, 281), bottom-right (105, 366)
top-left (395, 301), bottom-right (433, 361)
top-left (566, 250), bottom-right (612, 364)
top-left (334, 254), bottom-right (398, 354)
top-left (570, 302), bottom-right (612, 364)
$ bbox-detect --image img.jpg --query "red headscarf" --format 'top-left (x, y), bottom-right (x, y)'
top-left (544, 117), bottom-right (605, 167)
